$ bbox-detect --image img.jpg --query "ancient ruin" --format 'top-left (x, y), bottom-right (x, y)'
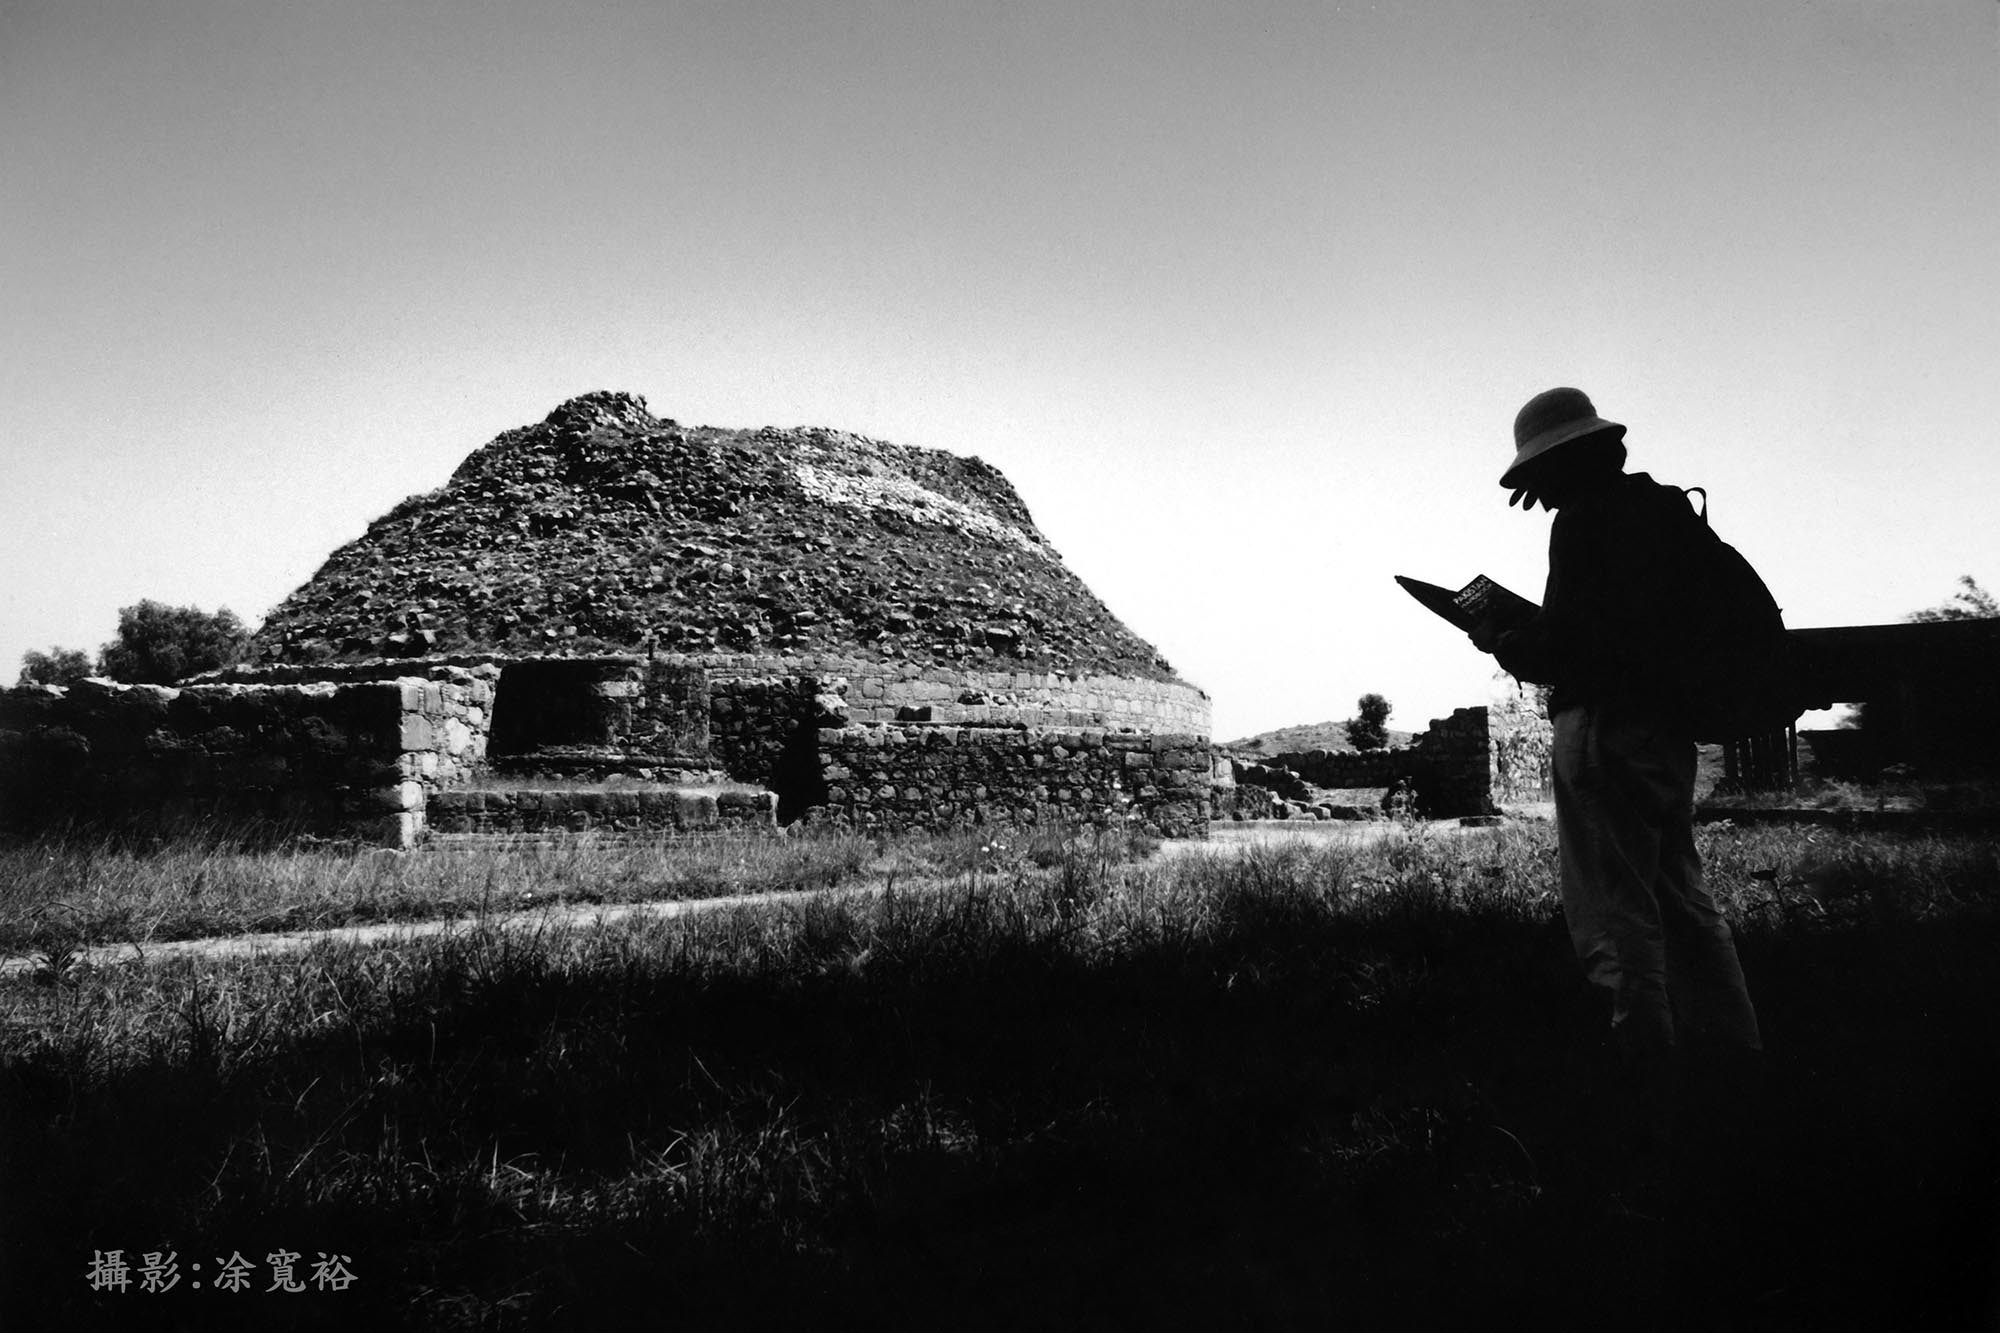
top-left (1, 393), bottom-right (1214, 844)
top-left (1214, 685), bottom-right (1554, 822)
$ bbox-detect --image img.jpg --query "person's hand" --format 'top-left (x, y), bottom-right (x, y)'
top-left (1509, 486), bottom-right (1546, 513)
top-left (1468, 617), bottom-right (1505, 654)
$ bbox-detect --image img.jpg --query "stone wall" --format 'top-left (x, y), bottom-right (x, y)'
top-left (690, 653), bottom-right (1211, 735)
top-left (6, 651), bottom-right (1214, 845)
top-left (233, 649), bottom-right (1212, 812)
top-left (1256, 701), bottom-right (1553, 819)
top-left (1487, 685), bottom-right (1555, 805)
top-left (483, 658), bottom-right (717, 781)
top-left (1266, 748), bottom-right (1405, 791)
top-left (0, 666), bottom-right (495, 846)
top-left (1410, 707), bottom-right (1495, 816)
top-left (381, 670), bottom-right (498, 845)
top-left (815, 724), bottom-right (1211, 839)
top-left (208, 651), bottom-right (1213, 735)
top-left (687, 657), bottom-right (1211, 832)
top-left (428, 786), bottom-right (777, 836)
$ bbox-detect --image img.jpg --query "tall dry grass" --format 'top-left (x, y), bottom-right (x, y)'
top-left (3, 819), bottom-right (1995, 1330)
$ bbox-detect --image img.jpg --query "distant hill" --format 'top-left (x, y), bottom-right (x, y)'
top-left (1220, 719), bottom-right (1417, 757)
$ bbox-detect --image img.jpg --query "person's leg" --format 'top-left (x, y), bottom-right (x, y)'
top-left (1552, 704), bottom-right (1674, 1050)
top-left (1554, 706), bottom-right (1684, 1225)
top-left (1653, 797), bottom-right (1761, 1051)
top-left (1643, 735), bottom-right (1768, 1324)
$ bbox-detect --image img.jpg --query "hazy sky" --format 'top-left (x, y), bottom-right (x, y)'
top-left (4, 0), bottom-right (1996, 739)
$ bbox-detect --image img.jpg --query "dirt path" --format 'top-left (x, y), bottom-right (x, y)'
top-left (2, 818), bottom-right (1526, 978)
top-left (0, 881), bottom-right (900, 980)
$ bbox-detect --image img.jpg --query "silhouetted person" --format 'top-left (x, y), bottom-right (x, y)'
top-left (1472, 386), bottom-right (1760, 1057)
top-left (1473, 385), bottom-right (1770, 1331)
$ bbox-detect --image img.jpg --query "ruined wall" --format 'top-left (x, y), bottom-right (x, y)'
top-left (1411, 708), bottom-right (1497, 816)
top-left (815, 723), bottom-right (1211, 839)
top-left (380, 671), bottom-right (497, 844)
top-left (1267, 748), bottom-right (1406, 791)
top-left (1257, 702), bottom-right (1553, 819)
top-left (1487, 687), bottom-right (1554, 805)
top-left (5, 649), bottom-right (1213, 845)
top-left (0, 668), bottom-right (495, 846)
top-left (427, 786), bottom-right (776, 836)
top-left (688, 655), bottom-right (1212, 834)
top-left (686, 653), bottom-right (1210, 734)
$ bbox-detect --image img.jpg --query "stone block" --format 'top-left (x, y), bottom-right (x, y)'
top-left (399, 714), bottom-right (433, 752)
top-left (376, 781), bottom-right (424, 812)
top-left (371, 812), bottom-right (421, 848)
top-left (719, 789), bottom-right (773, 814)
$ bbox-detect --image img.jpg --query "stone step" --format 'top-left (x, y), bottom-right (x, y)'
top-left (427, 784), bottom-right (778, 837)
top-left (425, 827), bottom-right (764, 851)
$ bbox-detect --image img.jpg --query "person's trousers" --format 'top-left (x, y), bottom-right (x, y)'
top-left (1551, 703), bottom-right (1761, 1051)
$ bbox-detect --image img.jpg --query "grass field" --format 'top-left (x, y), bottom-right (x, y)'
top-left (2, 819), bottom-right (1995, 1330)
top-left (0, 826), bottom-right (892, 958)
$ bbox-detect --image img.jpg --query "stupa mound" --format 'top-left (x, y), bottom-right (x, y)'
top-left (253, 391), bottom-right (1178, 681)
top-left (3, 394), bottom-right (1213, 847)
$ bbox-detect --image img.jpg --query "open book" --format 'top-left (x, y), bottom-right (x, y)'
top-left (1395, 574), bottom-right (1539, 634)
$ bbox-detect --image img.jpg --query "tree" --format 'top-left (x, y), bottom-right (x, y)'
top-left (16, 646), bottom-right (94, 687)
top-left (1845, 576), bottom-right (1996, 733)
top-left (1907, 575), bottom-right (1997, 623)
top-left (96, 600), bottom-right (251, 684)
top-left (1346, 692), bottom-right (1393, 751)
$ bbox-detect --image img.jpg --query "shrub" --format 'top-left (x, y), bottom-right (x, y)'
top-left (1346, 692), bottom-right (1393, 751)
top-left (95, 600), bottom-right (250, 684)
top-left (15, 646), bottom-right (92, 687)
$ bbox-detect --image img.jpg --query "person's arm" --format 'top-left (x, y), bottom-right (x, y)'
top-left (1481, 509), bottom-right (1600, 683)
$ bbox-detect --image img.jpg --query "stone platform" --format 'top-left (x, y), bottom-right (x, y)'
top-left (426, 784), bottom-right (777, 838)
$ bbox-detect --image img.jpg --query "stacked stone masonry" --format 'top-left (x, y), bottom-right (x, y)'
top-left (1237, 702), bottom-right (1553, 821)
top-left (0, 666), bottom-right (498, 847)
top-left (428, 787), bottom-right (778, 836)
top-left (815, 724), bottom-right (1211, 840)
top-left (2, 652), bottom-right (1213, 845)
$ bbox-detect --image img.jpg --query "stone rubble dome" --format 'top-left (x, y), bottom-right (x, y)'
top-left (251, 391), bottom-right (1185, 683)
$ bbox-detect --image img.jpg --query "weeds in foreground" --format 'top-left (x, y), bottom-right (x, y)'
top-left (0, 827), bottom-right (885, 954)
top-left (2, 821), bottom-right (1995, 1329)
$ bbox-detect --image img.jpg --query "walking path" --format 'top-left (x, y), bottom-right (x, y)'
top-left (0, 881), bottom-right (901, 980)
top-left (1, 817), bottom-right (1531, 978)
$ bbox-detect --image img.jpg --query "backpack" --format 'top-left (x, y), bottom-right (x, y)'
top-left (1666, 486), bottom-right (1809, 743)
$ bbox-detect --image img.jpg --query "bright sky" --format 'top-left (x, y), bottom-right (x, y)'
top-left (4, 0), bottom-right (1996, 740)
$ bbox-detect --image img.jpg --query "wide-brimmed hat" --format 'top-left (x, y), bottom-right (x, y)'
top-left (1500, 387), bottom-right (1626, 488)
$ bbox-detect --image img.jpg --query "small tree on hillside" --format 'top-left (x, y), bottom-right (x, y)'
top-left (97, 600), bottom-right (251, 684)
top-left (17, 646), bottom-right (94, 687)
top-left (1907, 575), bottom-right (1997, 623)
top-left (1346, 692), bottom-right (1392, 751)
